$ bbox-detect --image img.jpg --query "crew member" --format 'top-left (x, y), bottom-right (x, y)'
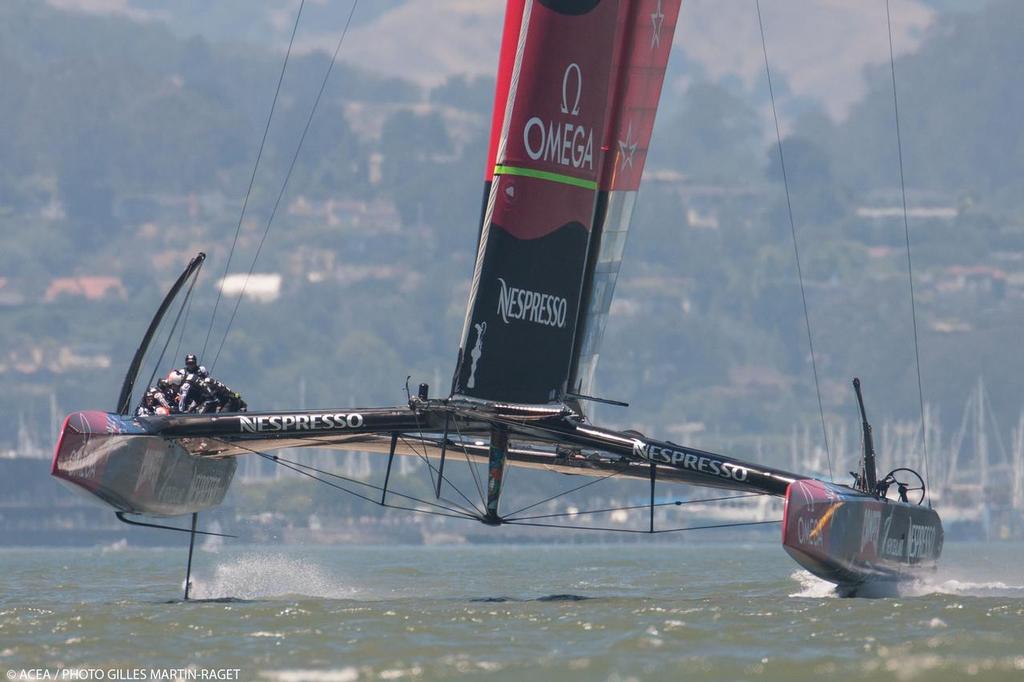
top-left (138, 381), bottom-right (174, 416)
top-left (137, 391), bottom-right (157, 416)
top-left (154, 378), bottom-right (175, 410)
top-left (178, 364), bottom-right (208, 413)
top-left (199, 375), bottom-right (247, 413)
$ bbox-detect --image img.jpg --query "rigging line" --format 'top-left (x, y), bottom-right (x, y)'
top-left (244, 447), bottom-right (480, 521)
top-left (654, 519), bottom-right (781, 534)
top-left (449, 410), bottom-right (488, 508)
top-left (886, 0), bottom-right (932, 505)
top-left (506, 493), bottom-right (766, 522)
top-left (397, 432), bottom-right (485, 518)
top-left (502, 469), bottom-right (621, 519)
top-left (404, 408), bottom-right (438, 494)
top-left (223, 438), bottom-right (480, 519)
top-left (455, 426), bottom-right (487, 509)
top-left (980, 379), bottom-right (1010, 478)
top-left (260, 452), bottom-right (479, 521)
top-left (756, 0), bottom-right (833, 482)
top-left (172, 288), bottom-right (195, 368)
top-left (503, 519), bottom-right (782, 535)
top-left (405, 395), bottom-right (484, 516)
top-left (274, 450), bottom-right (479, 519)
top-left (210, 0), bottom-right (361, 372)
top-left (142, 267), bottom-right (202, 399)
top-left (201, 0), bottom-right (306, 361)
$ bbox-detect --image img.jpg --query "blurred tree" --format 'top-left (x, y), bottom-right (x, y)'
top-left (650, 81), bottom-right (762, 182)
top-left (764, 135), bottom-right (846, 227)
top-left (429, 74), bottom-right (496, 115)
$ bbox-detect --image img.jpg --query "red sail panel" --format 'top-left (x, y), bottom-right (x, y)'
top-left (600, 0), bottom-right (681, 191)
top-left (484, 0), bottom-right (528, 182)
top-left (454, 0), bottom-right (622, 405)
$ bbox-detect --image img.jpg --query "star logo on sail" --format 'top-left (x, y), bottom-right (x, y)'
top-left (650, 0), bottom-right (665, 49)
top-left (617, 120), bottom-right (638, 171)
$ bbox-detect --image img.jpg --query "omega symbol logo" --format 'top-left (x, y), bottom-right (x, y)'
top-left (560, 62), bottom-right (582, 116)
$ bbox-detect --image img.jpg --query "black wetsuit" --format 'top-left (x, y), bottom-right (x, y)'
top-left (177, 372), bottom-right (205, 413)
top-left (136, 397), bottom-right (156, 417)
top-left (158, 385), bottom-right (178, 412)
top-left (137, 386), bottom-right (172, 416)
top-left (200, 377), bottom-right (246, 413)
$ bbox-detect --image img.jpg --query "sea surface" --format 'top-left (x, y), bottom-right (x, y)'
top-left (2, 542), bottom-right (1023, 681)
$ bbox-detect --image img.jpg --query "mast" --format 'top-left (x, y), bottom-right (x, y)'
top-left (977, 375), bottom-right (988, 493)
top-left (853, 377), bottom-right (878, 493)
top-left (1013, 410), bottom-right (1024, 512)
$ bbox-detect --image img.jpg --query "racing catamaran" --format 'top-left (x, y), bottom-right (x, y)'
top-left (51, 0), bottom-right (942, 596)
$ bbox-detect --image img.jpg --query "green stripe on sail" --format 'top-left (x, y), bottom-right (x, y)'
top-left (493, 164), bottom-right (598, 190)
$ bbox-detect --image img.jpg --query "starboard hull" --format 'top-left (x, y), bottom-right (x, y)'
top-left (783, 479), bottom-right (943, 588)
top-left (51, 411), bottom-right (236, 517)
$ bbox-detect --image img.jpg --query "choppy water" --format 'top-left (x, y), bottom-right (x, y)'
top-left (2, 542), bottom-right (1023, 681)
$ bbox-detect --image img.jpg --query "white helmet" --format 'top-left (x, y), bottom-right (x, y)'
top-left (166, 370), bottom-right (184, 387)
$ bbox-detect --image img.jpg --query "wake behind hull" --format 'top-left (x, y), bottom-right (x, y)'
top-left (783, 479), bottom-right (943, 588)
top-left (51, 411), bottom-right (236, 517)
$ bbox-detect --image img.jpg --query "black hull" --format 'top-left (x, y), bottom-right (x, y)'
top-left (783, 479), bottom-right (943, 586)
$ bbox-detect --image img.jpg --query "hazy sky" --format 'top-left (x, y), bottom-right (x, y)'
top-left (48, 0), bottom-right (933, 120)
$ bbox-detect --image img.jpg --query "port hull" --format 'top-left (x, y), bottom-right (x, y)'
top-left (51, 411), bottom-right (236, 517)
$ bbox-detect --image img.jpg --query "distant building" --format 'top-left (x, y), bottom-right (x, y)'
top-left (930, 318), bottom-right (972, 334)
top-left (855, 206), bottom-right (958, 221)
top-left (865, 246), bottom-right (896, 259)
top-left (0, 345), bottom-right (111, 375)
top-left (937, 265), bottom-right (1007, 297)
top-left (218, 273), bottom-right (282, 303)
top-left (56, 345), bottom-right (113, 372)
top-left (44, 276), bottom-right (127, 302)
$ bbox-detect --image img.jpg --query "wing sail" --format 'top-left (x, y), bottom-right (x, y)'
top-left (454, 0), bottom-right (681, 406)
top-left (453, 0), bottom-right (622, 404)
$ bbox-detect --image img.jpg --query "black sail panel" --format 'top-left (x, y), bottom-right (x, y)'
top-left (457, 221), bottom-right (590, 403)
